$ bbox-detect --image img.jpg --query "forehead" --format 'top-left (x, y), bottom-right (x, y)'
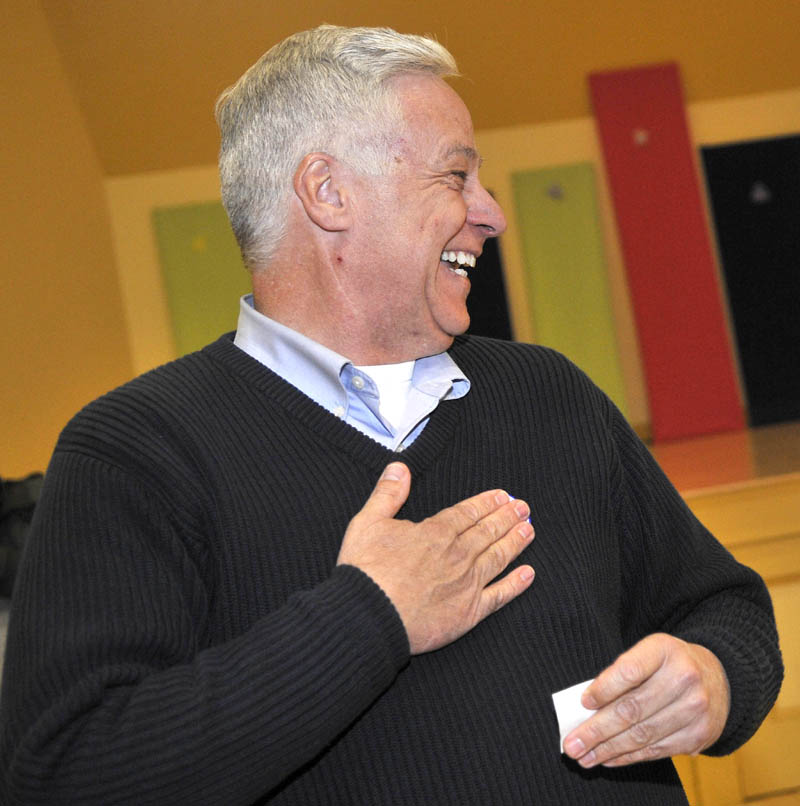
top-left (390, 74), bottom-right (477, 164)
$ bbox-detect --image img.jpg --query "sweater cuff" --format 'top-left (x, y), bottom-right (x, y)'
top-left (321, 564), bottom-right (411, 674)
top-left (674, 624), bottom-right (781, 756)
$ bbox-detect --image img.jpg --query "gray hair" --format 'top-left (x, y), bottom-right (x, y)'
top-left (215, 25), bottom-right (458, 269)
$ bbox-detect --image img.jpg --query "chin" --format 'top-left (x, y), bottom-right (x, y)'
top-left (443, 311), bottom-right (471, 339)
top-left (433, 322), bottom-right (468, 352)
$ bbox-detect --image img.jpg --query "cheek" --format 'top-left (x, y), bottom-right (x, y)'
top-left (420, 214), bottom-right (459, 246)
top-left (419, 212), bottom-right (441, 233)
top-left (444, 199), bottom-right (469, 234)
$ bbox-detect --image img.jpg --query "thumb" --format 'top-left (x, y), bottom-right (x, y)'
top-left (359, 462), bottom-right (411, 523)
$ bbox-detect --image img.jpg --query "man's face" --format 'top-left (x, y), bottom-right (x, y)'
top-left (348, 74), bottom-right (506, 361)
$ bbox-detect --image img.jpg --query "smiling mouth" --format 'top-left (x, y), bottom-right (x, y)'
top-left (440, 250), bottom-right (477, 277)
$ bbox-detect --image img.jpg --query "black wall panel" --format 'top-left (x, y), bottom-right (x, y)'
top-left (702, 134), bottom-right (800, 426)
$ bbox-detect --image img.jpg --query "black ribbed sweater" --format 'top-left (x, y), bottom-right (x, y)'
top-left (0, 334), bottom-right (782, 805)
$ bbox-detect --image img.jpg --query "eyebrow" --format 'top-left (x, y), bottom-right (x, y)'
top-left (444, 144), bottom-right (483, 167)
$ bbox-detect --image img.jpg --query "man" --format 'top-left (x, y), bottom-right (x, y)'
top-left (0, 25), bottom-right (782, 805)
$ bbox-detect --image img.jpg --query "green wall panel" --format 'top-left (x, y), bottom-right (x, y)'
top-left (152, 201), bottom-right (250, 356)
top-left (512, 163), bottom-right (628, 417)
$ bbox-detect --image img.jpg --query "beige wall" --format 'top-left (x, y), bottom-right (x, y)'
top-left (1, 3), bottom-right (132, 477)
top-left (3, 4), bottom-right (800, 477)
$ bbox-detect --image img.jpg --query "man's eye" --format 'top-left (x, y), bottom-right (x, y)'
top-left (450, 171), bottom-right (467, 187)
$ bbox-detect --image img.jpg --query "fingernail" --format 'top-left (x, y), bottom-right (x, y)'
top-left (509, 496), bottom-right (532, 523)
top-left (514, 500), bottom-right (530, 519)
top-left (382, 463), bottom-right (404, 481)
top-left (579, 750), bottom-right (597, 768)
top-left (520, 566), bottom-right (534, 582)
top-left (564, 737), bottom-right (585, 757)
top-left (495, 491), bottom-right (510, 505)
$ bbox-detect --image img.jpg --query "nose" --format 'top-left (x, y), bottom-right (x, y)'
top-left (466, 183), bottom-right (507, 237)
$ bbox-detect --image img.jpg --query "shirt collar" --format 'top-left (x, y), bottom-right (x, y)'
top-left (233, 293), bottom-right (470, 414)
top-left (233, 294), bottom-right (349, 413)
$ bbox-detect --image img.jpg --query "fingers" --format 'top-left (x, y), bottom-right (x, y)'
top-left (434, 488), bottom-right (519, 536)
top-left (468, 501), bottom-right (535, 624)
top-left (434, 489), bottom-right (533, 555)
top-left (567, 688), bottom-right (713, 767)
top-left (583, 696), bottom-right (712, 767)
top-left (581, 636), bottom-right (667, 710)
top-left (473, 499), bottom-right (534, 576)
top-left (354, 462), bottom-right (411, 524)
top-left (362, 470), bottom-right (528, 550)
top-left (425, 488), bottom-right (534, 592)
top-left (564, 635), bottom-right (730, 768)
top-left (565, 679), bottom-right (683, 765)
top-left (479, 563), bottom-right (536, 619)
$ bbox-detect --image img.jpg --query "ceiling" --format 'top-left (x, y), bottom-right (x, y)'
top-left (39, 0), bottom-right (800, 176)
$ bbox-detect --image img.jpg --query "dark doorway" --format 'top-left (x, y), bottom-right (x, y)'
top-left (467, 236), bottom-right (513, 341)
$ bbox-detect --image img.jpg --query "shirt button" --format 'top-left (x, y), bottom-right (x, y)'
top-left (351, 375), bottom-right (365, 391)
top-left (333, 405), bottom-right (345, 418)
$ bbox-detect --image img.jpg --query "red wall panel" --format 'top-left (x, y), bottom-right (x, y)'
top-left (589, 63), bottom-right (744, 441)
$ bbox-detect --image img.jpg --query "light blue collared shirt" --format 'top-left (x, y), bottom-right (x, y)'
top-left (233, 295), bottom-right (470, 451)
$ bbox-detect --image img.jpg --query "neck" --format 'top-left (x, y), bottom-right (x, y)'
top-left (251, 233), bottom-right (453, 364)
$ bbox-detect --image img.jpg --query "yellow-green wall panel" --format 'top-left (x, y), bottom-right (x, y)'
top-left (152, 202), bottom-right (250, 356)
top-left (512, 163), bottom-right (628, 417)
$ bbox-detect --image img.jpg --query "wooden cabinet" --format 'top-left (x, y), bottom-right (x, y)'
top-left (651, 425), bottom-right (800, 805)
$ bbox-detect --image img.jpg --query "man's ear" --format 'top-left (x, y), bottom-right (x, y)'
top-left (293, 153), bottom-right (352, 232)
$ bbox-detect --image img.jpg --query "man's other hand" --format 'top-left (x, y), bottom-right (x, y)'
top-left (337, 462), bottom-right (535, 654)
top-left (563, 633), bottom-right (731, 767)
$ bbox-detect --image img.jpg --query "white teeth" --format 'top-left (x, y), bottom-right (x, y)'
top-left (453, 267), bottom-right (468, 277)
top-left (440, 250), bottom-right (477, 270)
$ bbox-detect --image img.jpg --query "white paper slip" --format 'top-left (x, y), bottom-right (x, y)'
top-left (552, 678), bottom-right (595, 753)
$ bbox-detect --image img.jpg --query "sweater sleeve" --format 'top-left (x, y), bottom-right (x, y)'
top-left (0, 449), bottom-right (410, 805)
top-left (608, 406), bottom-right (783, 756)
